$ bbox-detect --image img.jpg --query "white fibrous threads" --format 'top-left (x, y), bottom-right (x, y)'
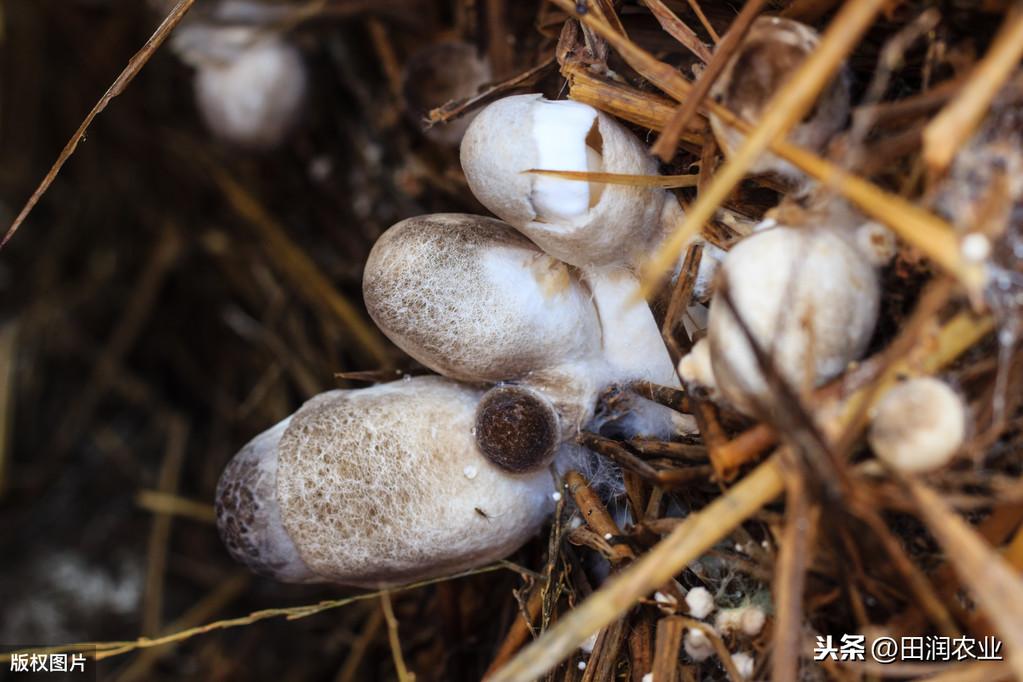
top-left (460, 94), bottom-right (666, 269)
top-left (684, 627), bottom-right (715, 661)
top-left (868, 377), bottom-right (967, 473)
top-left (363, 214), bottom-right (603, 385)
top-left (188, 28), bottom-right (307, 149)
top-left (706, 226), bottom-right (879, 416)
top-left (708, 17), bottom-right (849, 187)
top-left (685, 586), bottom-right (715, 620)
top-left (732, 652), bottom-right (755, 680)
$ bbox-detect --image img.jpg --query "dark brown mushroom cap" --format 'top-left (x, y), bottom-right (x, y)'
top-left (474, 385), bottom-right (560, 473)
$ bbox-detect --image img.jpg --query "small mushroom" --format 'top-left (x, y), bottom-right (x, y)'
top-left (460, 94), bottom-right (668, 269)
top-left (685, 586), bottom-right (716, 619)
top-left (708, 16), bottom-right (850, 187)
top-left (172, 24), bottom-right (307, 149)
top-left (868, 377), bottom-right (967, 473)
top-left (696, 225), bottom-right (879, 416)
top-left (216, 376), bottom-right (555, 586)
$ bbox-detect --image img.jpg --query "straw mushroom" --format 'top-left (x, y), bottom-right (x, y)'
top-left (172, 24), bottom-right (307, 149)
top-left (216, 376), bottom-right (555, 586)
top-left (460, 94), bottom-right (669, 269)
top-left (708, 16), bottom-right (850, 187)
top-left (868, 377), bottom-right (967, 473)
top-left (694, 225), bottom-right (879, 416)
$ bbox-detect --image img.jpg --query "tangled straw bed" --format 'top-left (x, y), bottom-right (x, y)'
top-left (1, 0), bottom-right (1022, 680)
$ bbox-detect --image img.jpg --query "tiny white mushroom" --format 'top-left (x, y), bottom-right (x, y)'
top-left (868, 377), bottom-right (967, 473)
top-left (685, 586), bottom-right (716, 620)
top-left (708, 17), bottom-right (850, 188)
top-left (715, 606), bottom-right (767, 637)
top-left (460, 94), bottom-right (667, 269)
top-left (172, 24), bottom-right (307, 149)
top-left (732, 652), bottom-right (755, 680)
top-left (704, 225), bottom-right (879, 416)
top-left (216, 377), bottom-right (554, 586)
top-left (684, 627), bottom-right (715, 662)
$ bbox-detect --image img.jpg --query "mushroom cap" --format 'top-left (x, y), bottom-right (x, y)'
top-left (868, 377), bottom-right (967, 473)
top-left (460, 94), bottom-right (666, 268)
top-left (708, 226), bottom-right (879, 415)
top-left (708, 16), bottom-right (849, 182)
top-left (364, 213), bottom-right (603, 383)
top-left (215, 416), bottom-right (317, 582)
top-left (191, 30), bottom-right (307, 149)
top-left (275, 377), bottom-right (555, 587)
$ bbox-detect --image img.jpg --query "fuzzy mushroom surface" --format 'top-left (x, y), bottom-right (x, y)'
top-left (216, 377), bottom-right (555, 587)
top-left (704, 225), bottom-right (879, 416)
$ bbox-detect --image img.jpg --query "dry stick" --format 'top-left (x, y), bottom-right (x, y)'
top-left (922, 5), bottom-right (1023, 174)
top-left (651, 616), bottom-right (685, 682)
top-left (628, 613), bottom-right (654, 682)
top-left (335, 606), bottom-right (385, 682)
top-left (489, 312), bottom-right (992, 682)
top-left (526, 169), bottom-right (699, 188)
top-left (489, 458), bottom-right (786, 682)
top-left (642, 0), bottom-right (888, 289)
top-left (427, 55), bottom-right (557, 126)
top-left (661, 240), bottom-right (702, 346)
top-left (205, 164), bottom-right (392, 366)
top-left (483, 588), bottom-right (545, 678)
top-left (640, 0), bottom-right (713, 63)
top-left (553, 0), bottom-right (986, 298)
top-left (565, 470), bottom-right (636, 563)
top-left (771, 456), bottom-right (818, 682)
top-left (111, 573), bottom-right (250, 682)
top-left (0, 564), bottom-right (511, 664)
top-left (684, 0), bottom-right (720, 43)
top-left (580, 616), bottom-right (627, 682)
top-left (141, 417), bottom-right (190, 637)
top-left (650, 0), bottom-right (769, 161)
top-left (906, 479), bottom-right (1023, 680)
top-left (0, 0), bottom-right (196, 249)
top-left (380, 592), bottom-right (416, 682)
top-left (135, 490), bottom-right (216, 524)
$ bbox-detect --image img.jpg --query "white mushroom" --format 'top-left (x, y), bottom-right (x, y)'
top-left (172, 24), bottom-right (307, 149)
top-left (683, 627), bottom-right (715, 662)
top-left (685, 586), bottom-right (716, 620)
top-left (699, 225), bottom-right (879, 416)
top-left (868, 377), bottom-right (967, 473)
top-left (708, 16), bottom-right (850, 187)
top-left (364, 213), bottom-right (684, 469)
top-left (715, 606), bottom-right (767, 637)
top-left (216, 376), bottom-right (555, 586)
top-left (732, 652), bottom-right (756, 680)
top-left (460, 94), bottom-right (667, 269)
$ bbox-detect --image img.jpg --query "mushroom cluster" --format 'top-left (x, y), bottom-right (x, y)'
top-left (216, 93), bottom-right (690, 587)
top-left (213, 14), bottom-right (983, 590)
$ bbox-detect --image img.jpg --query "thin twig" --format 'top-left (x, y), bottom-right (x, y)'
top-left (1, 0), bottom-right (197, 249)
